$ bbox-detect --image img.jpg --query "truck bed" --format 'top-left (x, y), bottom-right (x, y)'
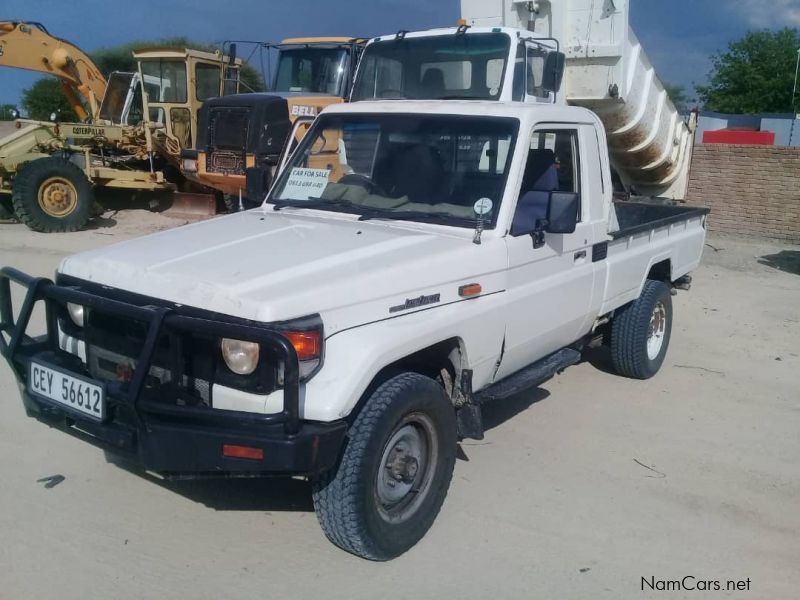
top-left (610, 202), bottom-right (710, 239)
top-left (599, 201), bottom-right (709, 316)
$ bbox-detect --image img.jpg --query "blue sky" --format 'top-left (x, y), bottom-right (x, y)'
top-left (2, 0), bottom-right (799, 106)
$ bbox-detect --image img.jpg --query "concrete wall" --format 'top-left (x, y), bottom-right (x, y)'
top-left (686, 144), bottom-right (800, 244)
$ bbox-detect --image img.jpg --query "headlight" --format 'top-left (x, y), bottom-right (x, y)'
top-left (181, 158), bottom-right (198, 173)
top-left (221, 338), bottom-right (260, 375)
top-left (66, 303), bottom-right (85, 327)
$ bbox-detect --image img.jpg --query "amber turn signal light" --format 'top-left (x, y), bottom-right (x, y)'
top-left (458, 283), bottom-right (482, 297)
top-left (283, 330), bottom-right (321, 361)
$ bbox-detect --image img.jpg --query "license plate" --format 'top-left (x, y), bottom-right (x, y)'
top-left (28, 361), bottom-right (105, 421)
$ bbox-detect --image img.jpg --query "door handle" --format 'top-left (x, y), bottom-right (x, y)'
top-left (574, 250), bottom-right (587, 262)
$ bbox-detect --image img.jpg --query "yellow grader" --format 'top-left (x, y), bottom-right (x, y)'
top-left (0, 21), bottom-right (241, 231)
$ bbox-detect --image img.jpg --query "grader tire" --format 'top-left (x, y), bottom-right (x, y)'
top-left (12, 158), bottom-right (94, 233)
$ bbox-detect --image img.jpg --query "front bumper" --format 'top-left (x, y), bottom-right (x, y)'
top-left (0, 267), bottom-right (346, 477)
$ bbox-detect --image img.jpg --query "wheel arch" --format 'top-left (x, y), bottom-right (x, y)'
top-left (345, 337), bottom-right (468, 425)
top-left (646, 258), bottom-right (673, 283)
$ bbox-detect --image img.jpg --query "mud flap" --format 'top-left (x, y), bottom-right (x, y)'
top-left (456, 369), bottom-right (484, 440)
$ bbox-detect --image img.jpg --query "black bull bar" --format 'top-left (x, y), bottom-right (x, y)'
top-left (0, 267), bottom-right (346, 476)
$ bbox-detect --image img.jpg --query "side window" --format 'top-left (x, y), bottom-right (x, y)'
top-left (514, 129), bottom-right (581, 228)
top-left (526, 47), bottom-right (547, 98)
top-left (529, 129), bottom-right (580, 195)
top-left (196, 64), bottom-right (221, 101)
top-left (223, 67), bottom-right (239, 95)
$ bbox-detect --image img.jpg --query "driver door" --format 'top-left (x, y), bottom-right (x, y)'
top-left (494, 124), bottom-right (596, 380)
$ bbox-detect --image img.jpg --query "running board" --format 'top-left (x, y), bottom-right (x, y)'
top-left (475, 348), bottom-right (582, 404)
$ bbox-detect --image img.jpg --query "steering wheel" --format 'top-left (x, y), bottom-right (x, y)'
top-left (339, 174), bottom-right (388, 197)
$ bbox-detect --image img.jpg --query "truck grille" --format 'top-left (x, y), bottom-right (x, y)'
top-left (84, 310), bottom-right (213, 406)
top-left (208, 150), bottom-right (245, 175)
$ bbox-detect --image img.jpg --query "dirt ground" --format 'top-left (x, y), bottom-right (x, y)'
top-left (0, 213), bottom-right (797, 599)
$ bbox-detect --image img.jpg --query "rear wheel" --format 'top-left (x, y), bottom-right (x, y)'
top-left (12, 158), bottom-right (94, 232)
top-left (610, 279), bottom-right (673, 379)
top-left (312, 372), bottom-right (457, 560)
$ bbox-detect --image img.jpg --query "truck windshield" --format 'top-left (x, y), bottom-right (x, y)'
top-left (351, 33), bottom-right (510, 101)
top-left (274, 47), bottom-right (350, 96)
top-left (269, 113), bottom-right (518, 228)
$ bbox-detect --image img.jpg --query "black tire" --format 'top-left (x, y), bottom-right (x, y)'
top-left (0, 196), bottom-right (15, 221)
top-left (610, 279), bottom-right (673, 379)
top-left (312, 372), bottom-right (457, 560)
top-left (12, 158), bottom-right (94, 232)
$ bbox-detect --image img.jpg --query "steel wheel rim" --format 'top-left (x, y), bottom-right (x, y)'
top-left (38, 176), bottom-right (78, 217)
top-left (375, 412), bottom-right (438, 524)
top-left (647, 300), bottom-right (667, 360)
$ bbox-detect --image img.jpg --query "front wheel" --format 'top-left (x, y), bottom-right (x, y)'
top-left (12, 158), bottom-right (94, 232)
top-left (312, 372), bottom-right (457, 560)
top-left (610, 279), bottom-right (673, 379)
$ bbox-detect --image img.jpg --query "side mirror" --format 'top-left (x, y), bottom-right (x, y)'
top-left (546, 191), bottom-right (579, 234)
top-left (49, 111), bottom-right (58, 122)
top-left (228, 43), bottom-right (237, 66)
top-left (541, 51), bottom-right (566, 94)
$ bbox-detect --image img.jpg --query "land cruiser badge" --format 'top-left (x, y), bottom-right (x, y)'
top-left (389, 293), bottom-right (441, 314)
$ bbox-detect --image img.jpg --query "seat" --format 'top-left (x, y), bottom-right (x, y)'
top-left (421, 68), bottom-right (446, 98)
top-left (510, 149), bottom-right (558, 236)
top-left (377, 143), bottom-right (446, 204)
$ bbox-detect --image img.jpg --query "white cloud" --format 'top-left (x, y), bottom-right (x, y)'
top-left (729, 0), bottom-right (800, 28)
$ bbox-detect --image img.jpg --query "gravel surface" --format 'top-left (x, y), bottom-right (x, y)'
top-left (0, 220), bottom-right (797, 599)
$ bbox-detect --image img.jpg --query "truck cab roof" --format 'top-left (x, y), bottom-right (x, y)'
top-left (323, 98), bottom-right (602, 127)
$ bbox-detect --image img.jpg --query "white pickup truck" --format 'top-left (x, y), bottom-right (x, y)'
top-left (1, 99), bottom-right (707, 559)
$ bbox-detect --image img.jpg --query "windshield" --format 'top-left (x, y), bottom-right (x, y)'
top-left (351, 33), bottom-right (510, 101)
top-left (98, 72), bottom-right (135, 124)
top-left (140, 60), bottom-right (188, 103)
top-left (269, 113), bottom-right (518, 228)
top-left (274, 47), bottom-right (350, 95)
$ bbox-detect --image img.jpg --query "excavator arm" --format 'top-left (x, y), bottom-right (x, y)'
top-left (0, 21), bottom-right (107, 121)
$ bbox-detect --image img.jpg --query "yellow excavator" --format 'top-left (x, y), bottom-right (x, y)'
top-left (0, 21), bottom-right (241, 232)
top-left (181, 37), bottom-right (366, 206)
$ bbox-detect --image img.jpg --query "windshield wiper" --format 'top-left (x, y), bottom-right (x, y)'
top-left (357, 209), bottom-right (471, 226)
top-left (272, 198), bottom-right (358, 212)
top-left (271, 198), bottom-right (392, 220)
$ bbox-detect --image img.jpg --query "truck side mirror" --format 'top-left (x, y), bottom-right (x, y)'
top-left (541, 51), bottom-right (566, 94)
top-left (546, 191), bottom-right (579, 234)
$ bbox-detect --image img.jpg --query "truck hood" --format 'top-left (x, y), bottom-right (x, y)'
top-left (59, 209), bottom-right (507, 334)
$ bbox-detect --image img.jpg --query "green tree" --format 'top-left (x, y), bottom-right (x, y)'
top-left (697, 28), bottom-right (800, 114)
top-left (663, 83), bottom-right (694, 113)
top-left (21, 79), bottom-right (81, 122)
top-left (0, 104), bottom-right (18, 120)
